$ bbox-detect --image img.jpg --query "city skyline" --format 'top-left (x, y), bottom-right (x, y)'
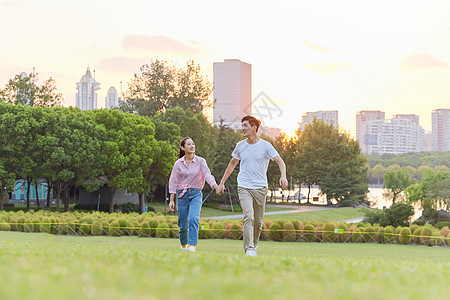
top-left (1, 0), bottom-right (449, 136)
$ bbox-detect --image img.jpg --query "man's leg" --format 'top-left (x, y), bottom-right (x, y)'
top-left (238, 187), bottom-right (254, 253)
top-left (253, 187), bottom-right (268, 250)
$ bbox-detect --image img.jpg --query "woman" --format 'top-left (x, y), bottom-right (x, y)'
top-left (169, 137), bottom-right (219, 252)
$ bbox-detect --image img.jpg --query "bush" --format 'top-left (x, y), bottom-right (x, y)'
top-left (268, 223), bottom-right (282, 241)
top-left (434, 222), bottom-right (450, 230)
top-left (148, 219), bottom-right (159, 237)
top-left (198, 222), bottom-right (210, 239)
top-left (101, 221), bottom-right (110, 235)
top-left (170, 223), bottom-right (179, 239)
top-left (362, 208), bottom-right (383, 224)
top-left (430, 231), bottom-right (444, 246)
top-left (156, 222), bottom-right (170, 238)
top-left (40, 218), bottom-right (51, 234)
top-left (91, 221), bottom-right (103, 236)
top-left (412, 227), bottom-right (422, 244)
top-left (409, 224), bottom-right (419, 236)
top-left (383, 227), bottom-right (394, 243)
top-left (114, 202), bottom-right (139, 213)
top-left (32, 218), bottom-right (41, 232)
top-left (139, 222), bottom-right (151, 237)
top-left (374, 227), bottom-right (384, 244)
top-left (420, 226), bottom-right (433, 246)
top-left (79, 218), bottom-right (92, 236)
top-left (228, 222), bottom-right (242, 240)
top-left (322, 223), bottom-right (337, 242)
top-left (440, 226), bottom-right (449, 239)
top-left (399, 227), bottom-right (412, 245)
top-left (363, 225), bottom-right (375, 243)
top-left (0, 218), bottom-right (11, 231)
top-left (379, 203), bottom-right (415, 227)
top-left (303, 224), bottom-right (316, 242)
top-left (282, 222), bottom-right (296, 242)
top-left (291, 220), bottom-right (302, 241)
top-left (338, 223), bottom-right (350, 242)
top-left (351, 228), bottom-right (363, 243)
top-left (110, 220), bottom-right (122, 236)
top-left (118, 218), bottom-right (130, 235)
top-left (211, 222), bottom-right (226, 239)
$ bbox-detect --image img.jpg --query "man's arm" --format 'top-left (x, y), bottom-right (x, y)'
top-left (273, 156), bottom-right (288, 189)
top-left (217, 157), bottom-right (240, 194)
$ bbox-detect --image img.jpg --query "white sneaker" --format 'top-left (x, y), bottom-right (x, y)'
top-left (180, 246), bottom-right (188, 250)
top-left (246, 249), bottom-right (257, 257)
top-left (188, 245), bottom-right (196, 252)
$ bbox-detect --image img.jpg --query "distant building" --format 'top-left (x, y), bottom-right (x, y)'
top-left (76, 68), bottom-right (100, 110)
top-left (356, 110), bottom-right (385, 143)
top-left (105, 87), bottom-right (120, 109)
top-left (425, 131), bottom-right (433, 151)
top-left (432, 109), bottom-right (450, 151)
top-left (259, 126), bottom-right (282, 140)
top-left (213, 59), bottom-right (252, 130)
top-left (298, 110), bottom-right (338, 131)
top-left (358, 114), bottom-right (425, 154)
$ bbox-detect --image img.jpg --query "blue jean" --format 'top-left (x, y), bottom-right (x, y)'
top-left (177, 188), bottom-right (202, 246)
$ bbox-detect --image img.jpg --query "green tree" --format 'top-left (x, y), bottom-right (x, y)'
top-left (434, 165), bottom-right (450, 173)
top-left (370, 164), bottom-right (386, 185)
top-left (383, 169), bottom-right (415, 203)
top-left (0, 161), bottom-right (15, 211)
top-left (407, 170), bottom-right (450, 212)
top-left (386, 164), bottom-right (401, 173)
top-left (295, 119), bottom-right (368, 205)
top-left (416, 165), bottom-right (432, 181)
top-left (34, 77), bottom-right (64, 107)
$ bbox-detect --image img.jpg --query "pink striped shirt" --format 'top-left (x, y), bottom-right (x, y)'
top-left (168, 155), bottom-right (217, 195)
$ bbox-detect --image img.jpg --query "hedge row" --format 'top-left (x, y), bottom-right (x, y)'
top-left (0, 211), bottom-right (449, 247)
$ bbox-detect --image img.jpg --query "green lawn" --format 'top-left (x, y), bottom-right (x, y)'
top-left (0, 232), bottom-right (448, 300)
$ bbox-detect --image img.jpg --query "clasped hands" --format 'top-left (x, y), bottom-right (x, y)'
top-left (213, 177), bottom-right (288, 195)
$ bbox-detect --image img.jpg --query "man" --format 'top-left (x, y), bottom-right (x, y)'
top-left (217, 116), bottom-right (288, 257)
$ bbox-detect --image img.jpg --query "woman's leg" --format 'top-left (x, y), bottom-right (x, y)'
top-left (187, 190), bottom-right (202, 246)
top-left (177, 193), bottom-right (189, 246)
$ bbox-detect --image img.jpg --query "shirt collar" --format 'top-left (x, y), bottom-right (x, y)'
top-left (182, 154), bottom-right (197, 163)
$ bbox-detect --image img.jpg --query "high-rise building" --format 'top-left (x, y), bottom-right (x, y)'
top-left (259, 126), bottom-right (282, 140)
top-left (75, 68), bottom-right (100, 110)
top-left (356, 110), bottom-right (385, 142)
top-left (298, 110), bottom-right (338, 131)
top-left (432, 109), bottom-right (450, 151)
top-left (358, 113), bottom-right (425, 154)
top-left (105, 87), bottom-right (120, 109)
top-left (213, 59), bottom-right (251, 129)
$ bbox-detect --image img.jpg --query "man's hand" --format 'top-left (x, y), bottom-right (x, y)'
top-left (216, 182), bottom-right (226, 195)
top-left (279, 177), bottom-right (288, 190)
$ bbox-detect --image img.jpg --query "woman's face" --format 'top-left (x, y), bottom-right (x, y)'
top-left (182, 138), bottom-right (195, 154)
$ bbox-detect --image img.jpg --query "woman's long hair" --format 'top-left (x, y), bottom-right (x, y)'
top-left (179, 137), bottom-right (192, 158)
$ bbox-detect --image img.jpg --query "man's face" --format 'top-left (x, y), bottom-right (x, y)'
top-left (241, 120), bottom-right (256, 137)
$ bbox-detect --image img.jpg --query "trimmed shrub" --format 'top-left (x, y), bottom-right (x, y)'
top-left (198, 222), bottom-right (210, 239)
top-left (170, 223), bottom-right (180, 239)
top-left (322, 223), bottom-right (337, 242)
top-left (374, 227), bottom-right (383, 244)
top-left (156, 222), bottom-right (170, 238)
top-left (399, 227), bottom-right (412, 245)
top-left (412, 227), bottom-right (422, 244)
top-left (79, 219), bottom-right (91, 236)
top-left (0, 218), bottom-right (11, 231)
top-left (282, 222), bottom-right (296, 242)
top-left (139, 221), bottom-right (151, 237)
top-left (32, 218), bottom-right (41, 232)
top-left (148, 219), bottom-right (159, 237)
top-left (118, 218), bottom-right (129, 236)
top-left (110, 220), bottom-right (122, 236)
top-left (291, 220), bottom-right (303, 241)
top-left (303, 224), bottom-right (317, 242)
top-left (338, 223), bottom-right (350, 243)
top-left (261, 223), bottom-right (269, 241)
top-left (268, 223), bottom-right (282, 241)
top-left (394, 226), bottom-right (402, 243)
top-left (409, 224), bottom-right (419, 236)
top-left (8, 217), bottom-right (17, 231)
top-left (434, 222), bottom-right (450, 230)
top-left (101, 221), bottom-right (110, 235)
top-left (351, 228), bottom-right (363, 243)
top-left (40, 218), bottom-right (51, 234)
top-left (363, 226), bottom-right (376, 243)
top-left (420, 226), bottom-right (433, 246)
top-left (228, 222), bottom-right (242, 240)
top-left (383, 227), bottom-right (394, 243)
top-left (211, 222), bottom-right (226, 239)
top-left (91, 221), bottom-right (103, 236)
top-left (429, 231), bottom-right (444, 246)
top-left (439, 226), bottom-right (449, 238)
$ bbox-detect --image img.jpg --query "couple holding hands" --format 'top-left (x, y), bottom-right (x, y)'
top-left (168, 115), bottom-right (288, 256)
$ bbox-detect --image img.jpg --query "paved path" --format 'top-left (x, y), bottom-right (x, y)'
top-left (206, 205), bottom-right (364, 223)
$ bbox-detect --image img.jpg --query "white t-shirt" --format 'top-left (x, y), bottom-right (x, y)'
top-left (231, 139), bottom-right (279, 189)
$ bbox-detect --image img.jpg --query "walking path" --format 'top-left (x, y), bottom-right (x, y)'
top-left (207, 204), bottom-right (365, 223)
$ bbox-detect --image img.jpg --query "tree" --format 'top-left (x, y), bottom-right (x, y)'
top-left (0, 73), bottom-right (64, 107)
top-left (0, 161), bottom-right (15, 211)
top-left (434, 165), bottom-right (450, 173)
top-left (121, 60), bottom-right (212, 117)
top-left (407, 170), bottom-right (450, 212)
top-left (416, 165), bottom-right (432, 181)
top-left (295, 119), bottom-right (368, 205)
top-left (383, 169), bottom-right (415, 203)
top-left (370, 164), bottom-right (386, 185)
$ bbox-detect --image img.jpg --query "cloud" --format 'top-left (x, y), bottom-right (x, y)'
top-left (301, 40), bottom-right (330, 52)
top-left (305, 62), bottom-right (350, 74)
top-left (121, 35), bottom-right (202, 55)
top-left (401, 53), bottom-right (448, 70)
top-left (98, 56), bottom-right (147, 75)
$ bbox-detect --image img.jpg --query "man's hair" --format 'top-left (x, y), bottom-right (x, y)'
top-left (241, 115), bottom-right (261, 132)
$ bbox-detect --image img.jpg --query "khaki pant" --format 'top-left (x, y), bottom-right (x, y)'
top-left (238, 186), bottom-right (268, 252)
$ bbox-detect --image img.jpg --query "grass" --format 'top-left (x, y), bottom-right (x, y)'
top-left (0, 232), bottom-right (448, 300)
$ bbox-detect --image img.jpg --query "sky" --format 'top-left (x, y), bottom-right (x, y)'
top-left (1, 0), bottom-right (449, 137)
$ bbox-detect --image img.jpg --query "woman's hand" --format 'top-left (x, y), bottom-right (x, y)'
top-left (169, 193), bottom-right (176, 212)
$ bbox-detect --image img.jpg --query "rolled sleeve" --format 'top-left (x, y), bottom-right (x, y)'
top-left (200, 158), bottom-right (217, 188)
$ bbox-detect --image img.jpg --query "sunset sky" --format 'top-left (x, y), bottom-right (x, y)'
top-left (1, 0), bottom-right (449, 136)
